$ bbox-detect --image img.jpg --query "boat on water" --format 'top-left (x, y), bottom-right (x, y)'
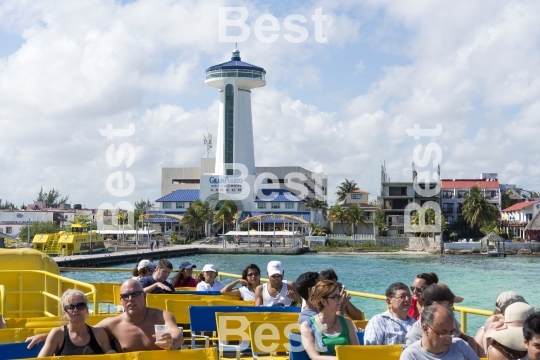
top-left (31, 223), bottom-right (108, 257)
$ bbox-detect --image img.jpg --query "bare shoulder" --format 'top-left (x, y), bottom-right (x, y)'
top-left (92, 326), bottom-right (109, 338)
top-left (97, 314), bottom-right (123, 331)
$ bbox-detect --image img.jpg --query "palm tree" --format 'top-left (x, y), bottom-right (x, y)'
top-left (182, 200), bottom-right (213, 239)
top-left (336, 179), bottom-right (359, 204)
top-left (480, 220), bottom-right (502, 236)
top-left (410, 208), bottom-right (439, 237)
top-left (345, 204), bottom-right (366, 234)
top-left (374, 208), bottom-right (388, 236)
top-left (462, 186), bottom-right (500, 229)
top-left (309, 223), bottom-right (327, 236)
top-left (306, 198), bottom-right (328, 223)
top-left (213, 200), bottom-right (239, 232)
top-left (328, 204), bottom-right (348, 234)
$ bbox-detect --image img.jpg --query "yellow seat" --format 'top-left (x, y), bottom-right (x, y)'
top-left (335, 344), bottom-right (403, 360)
top-left (249, 320), bottom-right (301, 359)
top-left (38, 347), bottom-right (218, 360)
top-left (215, 312), bottom-right (300, 360)
top-left (351, 319), bottom-right (369, 330)
top-left (0, 328), bottom-right (53, 344)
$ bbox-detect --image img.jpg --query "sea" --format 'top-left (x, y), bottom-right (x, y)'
top-left (61, 253), bottom-right (539, 334)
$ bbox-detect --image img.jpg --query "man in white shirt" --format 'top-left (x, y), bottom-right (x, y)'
top-left (364, 282), bottom-right (416, 345)
top-left (400, 304), bottom-right (479, 360)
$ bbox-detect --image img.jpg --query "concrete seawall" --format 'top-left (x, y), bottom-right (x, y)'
top-left (54, 245), bottom-right (310, 268)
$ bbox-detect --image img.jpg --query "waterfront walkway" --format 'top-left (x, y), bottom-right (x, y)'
top-left (54, 241), bottom-right (309, 268)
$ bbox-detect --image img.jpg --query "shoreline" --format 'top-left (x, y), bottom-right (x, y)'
top-left (313, 250), bottom-right (431, 255)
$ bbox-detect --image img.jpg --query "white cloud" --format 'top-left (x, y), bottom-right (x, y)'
top-left (1, 0), bottom-right (540, 209)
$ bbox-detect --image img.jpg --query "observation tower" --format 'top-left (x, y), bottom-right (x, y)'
top-left (205, 49), bottom-right (266, 176)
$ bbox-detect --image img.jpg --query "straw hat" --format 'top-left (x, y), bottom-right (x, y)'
top-left (489, 302), bottom-right (535, 351)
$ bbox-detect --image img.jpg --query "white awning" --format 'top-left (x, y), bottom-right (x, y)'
top-left (96, 230), bottom-right (157, 235)
top-left (223, 231), bottom-right (298, 236)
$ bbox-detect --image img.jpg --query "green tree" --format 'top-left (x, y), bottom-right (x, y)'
top-left (213, 200), bottom-right (239, 233)
top-left (181, 200), bottom-right (213, 239)
top-left (36, 187), bottom-right (69, 208)
top-left (374, 208), bottom-right (388, 236)
top-left (306, 198), bottom-right (328, 222)
top-left (309, 223), bottom-right (327, 236)
top-left (462, 186), bottom-right (500, 229)
top-left (19, 221), bottom-right (62, 242)
top-left (345, 204), bottom-right (366, 234)
top-left (480, 220), bottom-right (502, 236)
top-left (0, 199), bottom-right (17, 210)
top-left (336, 179), bottom-right (359, 204)
top-left (328, 204), bottom-right (348, 234)
top-left (134, 198), bottom-right (155, 221)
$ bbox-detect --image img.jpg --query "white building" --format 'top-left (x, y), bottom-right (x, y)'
top-left (154, 50), bottom-right (327, 234)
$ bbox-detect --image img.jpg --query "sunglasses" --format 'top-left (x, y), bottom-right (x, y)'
top-left (325, 294), bottom-right (341, 301)
top-left (410, 285), bottom-right (426, 293)
top-left (120, 290), bottom-right (144, 300)
top-left (247, 272), bottom-right (260, 277)
top-left (270, 275), bottom-right (283, 280)
top-left (64, 302), bottom-right (87, 311)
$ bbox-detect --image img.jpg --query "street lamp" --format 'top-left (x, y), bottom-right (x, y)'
top-left (89, 216), bottom-right (95, 253)
top-left (27, 217), bottom-right (36, 245)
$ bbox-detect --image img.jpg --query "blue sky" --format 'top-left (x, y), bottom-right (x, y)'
top-left (0, 0), bottom-right (539, 209)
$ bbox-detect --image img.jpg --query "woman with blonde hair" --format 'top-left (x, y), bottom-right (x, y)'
top-left (38, 289), bottom-right (115, 357)
top-left (300, 280), bottom-right (359, 359)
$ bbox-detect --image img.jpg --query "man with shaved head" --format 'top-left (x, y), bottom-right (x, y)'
top-left (27, 279), bottom-right (183, 352)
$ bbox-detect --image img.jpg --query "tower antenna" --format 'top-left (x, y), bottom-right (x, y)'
top-left (203, 127), bottom-right (213, 158)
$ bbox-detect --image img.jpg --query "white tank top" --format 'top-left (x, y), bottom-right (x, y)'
top-left (262, 282), bottom-right (294, 306)
top-left (239, 286), bottom-right (255, 301)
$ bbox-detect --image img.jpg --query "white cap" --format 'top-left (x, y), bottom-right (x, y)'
top-left (267, 261), bottom-right (283, 276)
top-left (202, 264), bottom-right (217, 272)
top-left (137, 259), bottom-right (156, 271)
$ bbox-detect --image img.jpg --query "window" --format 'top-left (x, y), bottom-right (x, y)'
top-left (351, 193), bottom-right (363, 200)
top-left (0, 228), bottom-right (3, 232)
top-left (163, 202), bottom-right (172, 209)
top-left (176, 202), bottom-right (185, 209)
top-left (272, 202), bottom-right (280, 209)
top-left (285, 203), bottom-right (294, 209)
top-left (257, 203), bottom-right (267, 209)
top-left (6, 227), bottom-right (12, 234)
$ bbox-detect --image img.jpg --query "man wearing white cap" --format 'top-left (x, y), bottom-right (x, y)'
top-left (254, 260), bottom-right (299, 306)
top-left (196, 264), bottom-right (225, 291)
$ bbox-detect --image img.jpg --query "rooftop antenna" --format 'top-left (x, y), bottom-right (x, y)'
top-left (203, 127), bottom-right (213, 158)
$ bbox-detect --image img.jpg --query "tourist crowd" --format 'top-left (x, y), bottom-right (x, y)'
top-left (16, 258), bottom-right (539, 360)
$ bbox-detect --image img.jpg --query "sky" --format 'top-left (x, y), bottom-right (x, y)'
top-left (1, 0), bottom-right (540, 209)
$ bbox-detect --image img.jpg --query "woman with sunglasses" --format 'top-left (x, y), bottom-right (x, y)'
top-left (301, 280), bottom-right (359, 359)
top-left (220, 264), bottom-right (262, 301)
top-left (38, 289), bottom-right (115, 357)
top-left (408, 272), bottom-right (438, 320)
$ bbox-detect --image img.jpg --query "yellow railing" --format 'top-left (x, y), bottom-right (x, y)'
top-left (57, 268), bottom-right (492, 333)
top-left (0, 270), bottom-right (97, 318)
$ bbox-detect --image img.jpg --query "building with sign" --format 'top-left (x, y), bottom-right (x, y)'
top-left (153, 50), bottom-right (327, 235)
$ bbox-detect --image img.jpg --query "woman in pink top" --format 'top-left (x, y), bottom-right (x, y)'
top-left (171, 261), bottom-right (198, 288)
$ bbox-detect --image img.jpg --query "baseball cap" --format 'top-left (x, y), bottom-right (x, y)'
top-left (422, 284), bottom-right (464, 306)
top-left (495, 291), bottom-right (527, 314)
top-left (137, 259), bottom-right (156, 271)
top-left (267, 261), bottom-right (284, 276)
top-left (202, 264), bottom-right (217, 272)
top-left (178, 261), bottom-right (196, 270)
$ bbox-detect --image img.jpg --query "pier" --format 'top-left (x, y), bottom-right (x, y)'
top-left (54, 243), bottom-right (310, 268)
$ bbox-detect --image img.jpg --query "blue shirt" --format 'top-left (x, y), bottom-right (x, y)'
top-left (139, 276), bottom-right (174, 293)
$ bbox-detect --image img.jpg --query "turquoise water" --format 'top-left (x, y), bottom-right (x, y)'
top-left (62, 253), bottom-right (539, 334)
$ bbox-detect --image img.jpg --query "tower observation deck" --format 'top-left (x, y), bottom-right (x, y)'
top-left (205, 50), bottom-right (266, 176)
